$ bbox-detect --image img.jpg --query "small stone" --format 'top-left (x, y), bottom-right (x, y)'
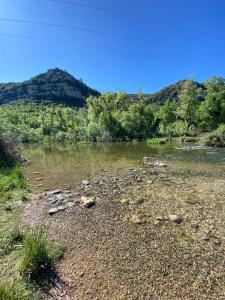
top-left (58, 205), bottom-right (66, 211)
top-left (36, 177), bottom-right (43, 181)
top-left (121, 198), bottom-right (128, 204)
top-left (156, 215), bottom-right (165, 221)
top-left (33, 171), bottom-right (40, 174)
top-left (82, 180), bottom-right (89, 185)
top-left (130, 214), bottom-right (145, 224)
top-left (147, 180), bottom-right (153, 184)
top-left (79, 271), bottom-right (85, 277)
top-left (66, 202), bottom-right (75, 207)
top-left (212, 239), bottom-right (221, 245)
top-left (37, 184), bottom-right (44, 187)
top-left (202, 234), bottom-right (210, 241)
top-left (168, 214), bottom-right (182, 224)
top-left (154, 220), bottom-right (160, 226)
top-left (81, 196), bottom-right (95, 208)
top-left (48, 189), bottom-right (63, 196)
top-left (50, 198), bottom-right (58, 204)
top-left (48, 208), bottom-right (59, 215)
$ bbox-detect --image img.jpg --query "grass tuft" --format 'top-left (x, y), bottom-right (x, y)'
top-left (19, 228), bottom-right (65, 281)
top-left (0, 281), bottom-right (36, 300)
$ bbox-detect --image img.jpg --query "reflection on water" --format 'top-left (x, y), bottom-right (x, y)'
top-left (22, 142), bottom-right (225, 192)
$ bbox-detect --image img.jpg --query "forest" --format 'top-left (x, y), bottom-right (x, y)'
top-left (0, 76), bottom-right (225, 147)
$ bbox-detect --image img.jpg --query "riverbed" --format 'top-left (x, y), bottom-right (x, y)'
top-left (22, 143), bottom-right (225, 299)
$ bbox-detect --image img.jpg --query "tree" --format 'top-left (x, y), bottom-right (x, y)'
top-left (176, 80), bottom-right (200, 131)
top-left (122, 103), bottom-right (155, 139)
top-left (87, 93), bottom-right (126, 141)
top-left (158, 100), bottom-right (176, 134)
top-left (198, 76), bottom-right (225, 129)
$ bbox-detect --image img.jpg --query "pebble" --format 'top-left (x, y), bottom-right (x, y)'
top-left (121, 198), bottom-right (129, 204)
top-left (82, 180), bottom-right (89, 185)
top-left (48, 208), bottom-right (59, 215)
top-left (130, 214), bottom-right (146, 224)
top-left (81, 196), bottom-right (96, 208)
top-left (58, 206), bottom-right (66, 211)
top-left (36, 177), bottom-right (43, 181)
top-left (66, 202), bottom-right (75, 207)
top-left (168, 214), bottom-right (182, 224)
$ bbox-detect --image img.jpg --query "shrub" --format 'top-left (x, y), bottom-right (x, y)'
top-left (147, 137), bottom-right (168, 145)
top-left (203, 124), bottom-right (225, 147)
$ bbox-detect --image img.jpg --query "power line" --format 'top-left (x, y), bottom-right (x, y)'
top-left (0, 17), bottom-right (224, 57)
top-left (49, 0), bottom-right (225, 41)
top-left (0, 32), bottom-right (224, 71)
top-left (0, 32), bottom-right (163, 55)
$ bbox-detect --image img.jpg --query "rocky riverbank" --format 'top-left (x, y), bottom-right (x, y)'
top-left (24, 158), bottom-right (225, 299)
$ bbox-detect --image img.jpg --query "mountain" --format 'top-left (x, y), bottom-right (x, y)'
top-left (129, 80), bottom-right (205, 105)
top-left (0, 68), bottom-right (100, 107)
top-left (0, 70), bottom-right (205, 108)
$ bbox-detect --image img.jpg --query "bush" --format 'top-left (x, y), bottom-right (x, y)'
top-left (203, 124), bottom-right (225, 147)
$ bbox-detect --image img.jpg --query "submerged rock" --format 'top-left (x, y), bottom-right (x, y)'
top-left (143, 157), bottom-right (167, 168)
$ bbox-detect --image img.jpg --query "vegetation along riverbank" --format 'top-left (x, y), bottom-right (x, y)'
top-left (0, 69), bottom-right (225, 147)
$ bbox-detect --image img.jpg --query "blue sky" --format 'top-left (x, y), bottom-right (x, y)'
top-left (0, 0), bottom-right (225, 93)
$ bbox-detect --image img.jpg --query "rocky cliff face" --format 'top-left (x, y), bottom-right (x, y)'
top-left (0, 68), bottom-right (100, 106)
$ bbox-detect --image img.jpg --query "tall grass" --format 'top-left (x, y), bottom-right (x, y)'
top-left (0, 281), bottom-right (35, 300)
top-left (19, 229), bottom-right (65, 281)
top-left (19, 229), bottom-right (51, 280)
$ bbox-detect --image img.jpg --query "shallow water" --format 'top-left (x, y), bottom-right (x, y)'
top-left (22, 142), bottom-right (225, 192)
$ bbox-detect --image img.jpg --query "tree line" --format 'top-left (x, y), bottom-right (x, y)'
top-left (0, 76), bottom-right (225, 146)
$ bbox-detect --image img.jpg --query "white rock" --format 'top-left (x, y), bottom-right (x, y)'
top-left (48, 208), bottom-right (59, 215)
top-left (81, 196), bottom-right (95, 208)
top-left (168, 214), bottom-right (182, 224)
top-left (82, 180), bottom-right (89, 185)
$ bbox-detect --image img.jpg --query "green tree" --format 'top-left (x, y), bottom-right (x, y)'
top-left (158, 100), bottom-right (176, 135)
top-left (87, 93), bottom-right (126, 141)
top-left (176, 80), bottom-right (200, 132)
top-left (198, 76), bottom-right (225, 130)
top-left (122, 103), bottom-right (155, 139)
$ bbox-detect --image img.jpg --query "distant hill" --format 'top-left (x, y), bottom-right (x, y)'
top-left (0, 68), bottom-right (100, 107)
top-left (0, 70), bottom-right (205, 108)
top-left (129, 80), bottom-right (205, 105)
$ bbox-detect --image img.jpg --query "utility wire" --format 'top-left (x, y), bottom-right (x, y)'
top-left (49, 0), bottom-right (225, 41)
top-left (0, 32), bottom-right (224, 71)
top-left (0, 17), bottom-right (224, 57)
top-left (0, 32), bottom-right (163, 55)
